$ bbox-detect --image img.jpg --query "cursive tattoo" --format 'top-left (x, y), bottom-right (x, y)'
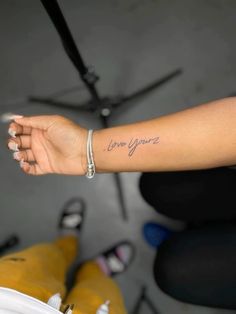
top-left (105, 136), bottom-right (160, 157)
top-left (128, 137), bottom-right (160, 156)
top-left (107, 140), bottom-right (127, 151)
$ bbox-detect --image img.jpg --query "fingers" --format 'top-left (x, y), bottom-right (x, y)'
top-left (11, 151), bottom-right (43, 176)
top-left (13, 150), bottom-right (35, 162)
top-left (8, 147), bottom-right (43, 175)
top-left (7, 122), bottom-right (32, 151)
top-left (6, 115), bottom-right (52, 176)
top-left (13, 115), bottom-right (58, 130)
top-left (20, 161), bottom-right (44, 176)
top-left (8, 122), bottom-right (32, 137)
top-left (8, 135), bottom-right (31, 151)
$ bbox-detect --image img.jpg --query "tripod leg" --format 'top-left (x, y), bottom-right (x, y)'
top-left (131, 286), bottom-right (146, 314)
top-left (40, 0), bottom-right (101, 110)
top-left (28, 96), bottom-right (94, 112)
top-left (99, 112), bottom-right (109, 129)
top-left (114, 68), bottom-right (182, 107)
top-left (145, 295), bottom-right (160, 314)
top-left (113, 173), bottom-right (128, 221)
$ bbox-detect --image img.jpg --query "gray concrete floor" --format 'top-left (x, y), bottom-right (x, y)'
top-left (0, 0), bottom-right (236, 313)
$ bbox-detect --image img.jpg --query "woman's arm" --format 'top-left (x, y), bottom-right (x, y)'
top-left (8, 97), bottom-right (236, 175)
top-left (93, 97), bottom-right (236, 172)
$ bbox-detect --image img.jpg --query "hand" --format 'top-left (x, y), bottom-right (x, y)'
top-left (7, 115), bottom-right (88, 175)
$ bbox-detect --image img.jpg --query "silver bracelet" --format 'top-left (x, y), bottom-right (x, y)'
top-left (86, 129), bottom-right (96, 179)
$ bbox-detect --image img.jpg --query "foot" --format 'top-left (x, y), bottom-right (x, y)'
top-left (96, 241), bottom-right (135, 276)
top-left (58, 197), bottom-right (86, 236)
top-left (143, 222), bottom-right (173, 248)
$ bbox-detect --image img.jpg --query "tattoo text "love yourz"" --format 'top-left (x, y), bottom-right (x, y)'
top-left (106, 137), bottom-right (160, 157)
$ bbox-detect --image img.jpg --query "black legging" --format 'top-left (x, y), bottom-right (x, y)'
top-left (139, 167), bottom-right (236, 310)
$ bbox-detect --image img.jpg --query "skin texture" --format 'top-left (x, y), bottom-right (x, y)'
top-left (7, 97), bottom-right (236, 176)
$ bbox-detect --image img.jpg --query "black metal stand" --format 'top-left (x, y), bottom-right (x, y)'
top-left (28, 0), bottom-right (182, 221)
top-left (132, 286), bottom-right (160, 314)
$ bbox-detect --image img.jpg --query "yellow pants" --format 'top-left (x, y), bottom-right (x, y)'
top-left (0, 235), bottom-right (127, 314)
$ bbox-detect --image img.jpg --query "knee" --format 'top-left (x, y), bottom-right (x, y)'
top-left (153, 233), bottom-right (196, 303)
top-left (153, 240), bottom-right (181, 298)
top-left (139, 172), bottom-right (202, 220)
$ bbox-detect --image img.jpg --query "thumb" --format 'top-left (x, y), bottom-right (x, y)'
top-left (14, 115), bottom-right (56, 130)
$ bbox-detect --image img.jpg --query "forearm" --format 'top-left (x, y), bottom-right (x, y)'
top-left (92, 97), bottom-right (236, 173)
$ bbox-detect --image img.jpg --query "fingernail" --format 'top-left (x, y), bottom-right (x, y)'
top-left (0, 113), bottom-right (23, 123)
top-left (13, 152), bottom-right (21, 161)
top-left (8, 142), bottom-right (19, 151)
top-left (20, 159), bottom-right (25, 168)
top-left (8, 128), bottom-right (16, 138)
top-left (12, 115), bottom-right (23, 120)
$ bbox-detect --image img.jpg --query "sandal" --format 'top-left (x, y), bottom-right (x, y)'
top-left (96, 241), bottom-right (135, 276)
top-left (58, 197), bottom-right (86, 233)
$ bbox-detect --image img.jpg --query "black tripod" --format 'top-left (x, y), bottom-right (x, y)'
top-left (27, 0), bottom-right (182, 221)
top-left (132, 286), bottom-right (160, 314)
